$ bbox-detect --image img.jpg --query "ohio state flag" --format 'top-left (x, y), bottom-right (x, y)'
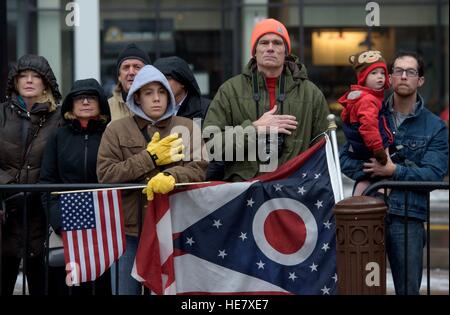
top-left (133, 137), bottom-right (340, 295)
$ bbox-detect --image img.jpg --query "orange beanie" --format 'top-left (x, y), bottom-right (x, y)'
top-left (250, 18), bottom-right (291, 56)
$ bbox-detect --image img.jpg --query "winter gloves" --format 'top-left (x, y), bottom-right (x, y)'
top-left (373, 148), bottom-right (388, 165)
top-left (143, 132), bottom-right (184, 200)
top-left (146, 132), bottom-right (185, 166)
top-left (143, 172), bottom-right (176, 201)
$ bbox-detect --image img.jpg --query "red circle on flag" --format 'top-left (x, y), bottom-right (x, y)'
top-left (264, 209), bottom-right (306, 254)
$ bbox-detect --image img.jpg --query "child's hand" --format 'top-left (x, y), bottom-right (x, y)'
top-left (373, 149), bottom-right (388, 166)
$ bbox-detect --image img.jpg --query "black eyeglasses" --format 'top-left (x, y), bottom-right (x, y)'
top-left (73, 94), bottom-right (98, 102)
top-left (392, 67), bottom-right (419, 77)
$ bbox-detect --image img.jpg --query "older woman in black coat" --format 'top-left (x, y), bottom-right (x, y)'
top-left (39, 78), bottom-right (111, 295)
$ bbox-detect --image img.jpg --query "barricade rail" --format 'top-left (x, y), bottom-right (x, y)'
top-left (2, 182), bottom-right (448, 295)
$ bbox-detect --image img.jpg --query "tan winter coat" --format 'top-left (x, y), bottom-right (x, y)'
top-left (97, 115), bottom-right (208, 236)
top-left (108, 84), bottom-right (133, 122)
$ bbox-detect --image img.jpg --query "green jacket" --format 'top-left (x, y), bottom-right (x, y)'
top-left (203, 55), bottom-right (330, 181)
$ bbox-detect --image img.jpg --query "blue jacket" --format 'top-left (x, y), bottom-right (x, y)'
top-left (340, 94), bottom-right (449, 221)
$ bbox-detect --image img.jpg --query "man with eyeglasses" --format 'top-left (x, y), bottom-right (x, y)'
top-left (341, 51), bottom-right (448, 295)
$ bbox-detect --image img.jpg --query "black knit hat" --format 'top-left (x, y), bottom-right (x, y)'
top-left (116, 43), bottom-right (151, 75)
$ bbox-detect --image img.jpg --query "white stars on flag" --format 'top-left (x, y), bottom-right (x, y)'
top-left (309, 262), bottom-right (318, 272)
top-left (302, 172), bottom-right (307, 178)
top-left (274, 184), bottom-right (283, 192)
top-left (256, 260), bottom-right (265, 270)
top-left (185, 237), bottom-right (195, 246)
top-left (239, 232), bottom-right (247, 241)
top-left (289, 272), bottom-right (298, 282)
top-left (218, 249), bottom-right (227, 259)
top-left (212, 219), bottom-right (222, 229)
top-left (315, 200), bottom-right (323, 209)
top-left (297, 186), bottom-right (306, 195)
top-left (247, 198), bottom-right (255, 207)
top-left (321, 243), bottom-right (330, 252)
top-left (332, 273), bottom-right (338, 283)
top-left (323, 220), bottom-right (332, 229)
top-left (314, 173), bottom-right (321, 179)
top-left (321, 286), bottom-right (330, 295)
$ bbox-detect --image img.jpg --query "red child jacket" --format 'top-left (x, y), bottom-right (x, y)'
top-left (339, 85), bottom-right (385, 152)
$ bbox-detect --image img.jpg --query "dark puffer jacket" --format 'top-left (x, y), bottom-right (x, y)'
top-left (153, 56), bottom-right (211, 121)
top-left (39, 79), bottom-right (111, 232)
top-left (0, 55), bottom-right (62, 257)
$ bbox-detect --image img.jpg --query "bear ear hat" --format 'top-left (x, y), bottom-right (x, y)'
top-left (349, 55), bottom-right (356, 65)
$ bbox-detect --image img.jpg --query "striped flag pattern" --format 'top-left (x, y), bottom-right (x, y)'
top-left (60, 189), bottom-right (126, 285)
top-left (133, 137), bottom-right (340, 295)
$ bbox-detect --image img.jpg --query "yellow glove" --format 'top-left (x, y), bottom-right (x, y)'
top-left (146, 132), bottom-right (185, 166)
top-left (142, 172), bottom-right (176, 201)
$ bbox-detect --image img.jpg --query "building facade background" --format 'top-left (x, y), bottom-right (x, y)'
top-left (2, 0), bottom-right (449, 117)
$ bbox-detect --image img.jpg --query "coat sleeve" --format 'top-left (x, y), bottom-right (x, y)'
top-left (355, 97), bottom-right (384, 152)
top-left (393, 121), bottom-right (449, 181)
top-left (165, 121), bottom-right (208, 183)
top-left (203, 83), bottom-right (258, 161)
top-left (97, 123), bottom-right (156, 183)
top-left (38, 130), bottom-right (62, 232)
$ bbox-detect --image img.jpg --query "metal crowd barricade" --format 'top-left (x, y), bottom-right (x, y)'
top-left (363, 180), bottom-right (449, 295)
top-left (0, 183), bottom-right (145, 296)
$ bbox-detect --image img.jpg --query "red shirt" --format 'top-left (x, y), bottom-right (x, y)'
top-left (266, 77), bottom-right (277, 110)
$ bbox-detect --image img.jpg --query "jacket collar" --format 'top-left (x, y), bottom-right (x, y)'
top-left (385, 93), bottom-right (424, 118)
top-left (350, 84), bottom-right (385, 98)
top-left (113, 83), bottom-right (125, 101)
top-left (69, 118), bottom-right (106, 133)
top-left (10, 94), bottom-right (51, 115)
top-left (133, 115), bottom-right (172, 130)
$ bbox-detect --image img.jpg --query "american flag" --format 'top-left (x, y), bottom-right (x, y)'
top-left (133, 137), bottom-right (341, 295)
top-left (60, 189), bottom-right (126, 285)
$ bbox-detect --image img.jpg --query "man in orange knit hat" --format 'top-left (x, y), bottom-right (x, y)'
top-left (204, 18), bottom-right (330, 181)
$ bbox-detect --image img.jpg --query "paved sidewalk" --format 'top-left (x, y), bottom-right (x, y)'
top-left (387, 268), bottom-right (449, 295)
top-left (14, 269), bottom-right (449, 295)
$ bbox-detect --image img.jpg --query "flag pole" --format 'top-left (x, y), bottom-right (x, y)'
top-left (327, 114), bottom-right (345, 200)
top-left (51, 182), bottom-right (212, 195)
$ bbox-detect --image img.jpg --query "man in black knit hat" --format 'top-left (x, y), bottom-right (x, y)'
top-left (108, 43), bottom-right (151, 121)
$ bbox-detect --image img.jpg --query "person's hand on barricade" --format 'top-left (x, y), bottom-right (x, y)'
top-left (142, 172), bottom-right (176, 201)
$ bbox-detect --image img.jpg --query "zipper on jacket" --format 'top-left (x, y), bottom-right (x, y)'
top-left (84, 134), bottom-right (89, 181)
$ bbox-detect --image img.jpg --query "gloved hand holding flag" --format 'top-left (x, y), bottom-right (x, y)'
top-left (143, 172), bottom-right (176, 201)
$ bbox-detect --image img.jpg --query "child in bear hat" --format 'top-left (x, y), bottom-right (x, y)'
top-left (338, 50), bottom-right (394, 195)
